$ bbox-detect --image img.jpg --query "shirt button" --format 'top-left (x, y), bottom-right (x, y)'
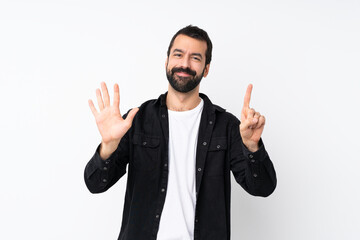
top-left (102, 179), bottom-right (107, 183)
top-left (162, 114), bottom-right (166, 118)
top-left (142, 141), bottom-right (147, 146)
top-left (253, 173), bottom-right (258, 178)
top-left (203, 142), bottom-right (207, 146)
top-left (198, 168), bottom-right (202, 172)
top-left (249, 154), bottom-right (254, 159)
top-left (161, 188), bottom-right (165, 192)
top-left (250, 159), bottom-right (256, 163)
top-left (156, 215), bottom-right (160, 218)
top-left (195, 218), bottom-right (199, 223)
top-left (103, 167), bottom-right (108, 170)
top-left (217, 145), bottom-right (221, 149)
top-left (209, 121), bottom-right (213, 125)
top-left (105, 161), bottom-right (109, 164)
top-left (164, 163), bottom-right (168, 167)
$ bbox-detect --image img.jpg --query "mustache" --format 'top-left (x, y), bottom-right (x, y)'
top-left (171, 67), bottom-right (196, 77)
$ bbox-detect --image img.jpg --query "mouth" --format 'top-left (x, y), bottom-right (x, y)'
top-left (175, 72), bottom-right (192, 77)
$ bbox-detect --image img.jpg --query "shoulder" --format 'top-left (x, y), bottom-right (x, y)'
top-left (200, 92), bottom-right (240, 125)
top-left (121, 98), bottom-right (159, 120)
top-left (214, 105), bottom-right (240, 125)
top-left (134, 98), bottom-right (160, 119)
top-left (138, 92), bottom-right (166, 110)
top-left (204, 94), bottom-right (239, 124)
top-left (139, 98), bottom-right (158, 108)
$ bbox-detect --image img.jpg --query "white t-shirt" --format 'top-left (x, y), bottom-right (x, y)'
top-left (157, 98), bottom-right (204, 240)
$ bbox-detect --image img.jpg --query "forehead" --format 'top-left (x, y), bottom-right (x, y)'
top-left (171, 34), bottom-right (207, 55)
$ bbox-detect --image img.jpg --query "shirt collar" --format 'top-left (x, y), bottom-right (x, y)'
top-left (155, 92), bottom-right (225, 113)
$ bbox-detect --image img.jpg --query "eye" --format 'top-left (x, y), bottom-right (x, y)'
top-left (192, 56), bottom-right (201, 61)
top-left (173, 53), bottom-right (182, 57)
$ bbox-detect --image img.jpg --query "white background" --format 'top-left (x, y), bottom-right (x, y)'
top-left (1, 0), bottom-right (359, 239)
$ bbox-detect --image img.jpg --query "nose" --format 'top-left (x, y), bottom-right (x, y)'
top-left (179, 56), bottom-right (190, 69)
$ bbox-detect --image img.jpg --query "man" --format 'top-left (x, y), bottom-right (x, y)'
top-left (85, 25), bottom-right (276, 240)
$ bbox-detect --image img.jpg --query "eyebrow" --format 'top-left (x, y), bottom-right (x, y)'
top-left (173, 48), bottom-right (203, 60)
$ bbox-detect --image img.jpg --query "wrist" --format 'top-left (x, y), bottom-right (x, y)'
top-left (243, 140), bottom-right (259, 153)
top-left (100, 139), bottom-right (120, 160)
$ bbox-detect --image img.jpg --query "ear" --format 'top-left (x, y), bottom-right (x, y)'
top-left (165, 57), bottom-right (168, 68)
top-left (203, 64), bottom-right (210, 77)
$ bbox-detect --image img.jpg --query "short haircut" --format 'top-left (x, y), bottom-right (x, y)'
top-left (167, 25), bottom-right (213, 65)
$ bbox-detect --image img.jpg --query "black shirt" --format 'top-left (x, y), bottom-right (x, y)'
top-left (84, 92), bottom-right (277, 240)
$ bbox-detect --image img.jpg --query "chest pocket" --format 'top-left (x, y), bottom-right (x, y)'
top-left (132, 133), bottom-right (160, 171)
top-left (205, 137), bottom-right (227, 177)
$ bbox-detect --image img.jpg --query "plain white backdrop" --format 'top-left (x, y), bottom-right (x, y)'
top-left (1, 0), bottom-right (359, 239)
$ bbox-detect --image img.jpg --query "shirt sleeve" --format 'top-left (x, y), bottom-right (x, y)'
top-left (229, 120), bottom-right (277, 197)
top-left (84, 115), bottom-right (131, 194)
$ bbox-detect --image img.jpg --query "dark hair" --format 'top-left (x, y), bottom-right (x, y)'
top-left (167, 25), bottom-right (213, 65)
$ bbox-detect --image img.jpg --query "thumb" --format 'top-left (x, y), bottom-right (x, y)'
top-left (124, 107), bottom-right (139, 125)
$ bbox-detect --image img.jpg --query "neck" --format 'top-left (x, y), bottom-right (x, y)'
top-left (166, 85), bottom-right (201, 111)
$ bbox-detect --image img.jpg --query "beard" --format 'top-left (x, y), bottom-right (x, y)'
top-left (166, 65), bottom-right (205, 93)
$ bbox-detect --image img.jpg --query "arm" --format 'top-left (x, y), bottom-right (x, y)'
top-left (230, 121), bottom-right (277, 197)
top-left (230, 84), bottom-right (276, 196)
top-left (84, 82), bottom-right (138, 193)
top-left (84, 130), bottom-right (130, 193)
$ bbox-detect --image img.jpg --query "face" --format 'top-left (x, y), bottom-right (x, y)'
top-left (166, 34), bottom-right (209, 93)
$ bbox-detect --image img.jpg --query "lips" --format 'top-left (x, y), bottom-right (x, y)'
top-left (171, 67), bottom-right (196, 77)
top-left (176, 72), bottom-right (191, 77)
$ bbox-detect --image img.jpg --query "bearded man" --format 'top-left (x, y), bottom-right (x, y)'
top-left (85, 25), bottom-right (277, 240)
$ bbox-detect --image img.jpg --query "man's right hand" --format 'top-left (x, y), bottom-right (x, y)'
top-left (88, 82), bottom-right (139, 160)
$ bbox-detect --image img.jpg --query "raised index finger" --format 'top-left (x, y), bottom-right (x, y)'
top-left (243, 84), bottom-right (253, 109)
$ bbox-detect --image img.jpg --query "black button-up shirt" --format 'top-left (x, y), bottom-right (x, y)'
top-left (84, 92), bottom-right (277, 240)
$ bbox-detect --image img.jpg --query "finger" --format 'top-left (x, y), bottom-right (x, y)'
top-left (257, 115), bottom-right (266, 128)
top-left (88, 99), bottom-right (98, 117)
top-left (240, 118), bottom-right (254, 131)
top-left (241, 108), bottom-right (255, 128)
top-left (101, 82), bottom-right (110, 107)
top-left (252, 113), bottom-right (264, 129)
top-left (124, 108), bottom-right (139, 126)
top-left (247, 108), bottom-right (255, 118)
top-left (250, 111), bottom-right (260, 128)
top-left (96, 88), bottom-right (104, 110)
top-left (242, 111), bottom-right (259, 130)
top-left (250, 118), bottom-right (258, 129)
top-left (243, 84), bottom-right (253, 109)
top-left (113, 83), bottom-right (120, 108)
top-left (253, 111), bottom-right (261, 122)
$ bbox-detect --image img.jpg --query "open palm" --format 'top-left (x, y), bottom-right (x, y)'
top-left (88, 82), bottom-right (138, 144)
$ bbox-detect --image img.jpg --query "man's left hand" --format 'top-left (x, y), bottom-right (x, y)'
top-left (240, 84), bottom-right (265, 152)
